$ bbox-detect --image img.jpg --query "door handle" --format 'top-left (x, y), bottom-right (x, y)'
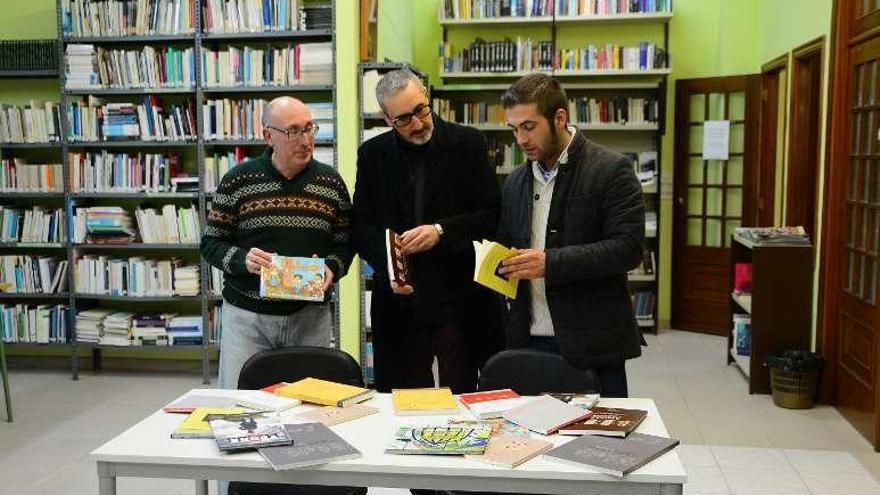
top-left (677, 197), bottom-right (684, 205)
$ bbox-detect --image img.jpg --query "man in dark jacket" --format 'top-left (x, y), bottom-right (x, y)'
top-left (497, 74), bottom-right (645, 397)
top-left (351, 69), bottom-right (502, 394)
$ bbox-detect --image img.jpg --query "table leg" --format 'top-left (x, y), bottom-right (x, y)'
top-left (195, 479), bottom-right (208, 495)
top-left (96, 462), bottom-right (116, 495)
top-left (660, 483), bottom-right (684, 495)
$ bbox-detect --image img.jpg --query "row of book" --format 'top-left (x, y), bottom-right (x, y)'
top-left (65, 44), bottom-right (196, 89)
top-left (440, 0), bottom-right (670, 19)
top-left (203, 98), bottom-right (333, 141)
top-left (0, 207), bottom-right (67, 244)
top-left (203, 146), bottom-right (331, 191)
top-left (439, 38), bottom-right (554, 73)
top-left (201, 43), bottom-right (332, 87)
top-left (0, 256), bottom-right (69, 294)
top-left (62, 0), bottom-right (198, 37)
top-left (72, 205), bottom-right (200, 244)
top-left (73, 255), bottom-right (200, 296)
top-left (69, 151), bottom-right (184, 192)
top-left (0, 160), bottom-right (64, 192)
top-left (0, 101), bottom-right (62, 143)
top-left (631, 291), bottom-right (655, 320)
top-left (75, 309), bottom-right (205, 346)
top-left (432, 96), bottom-right (658, 126)
top-left (0, 40), bottom-right (58, 72)
top-left (67, 96), bottom-right (197, 142)
top-left (0, 304), bottom-right (70, 344)
top-left (202, 0), bottom-right (305, 33)
top-left (558, 43), bottom-right (667, 72)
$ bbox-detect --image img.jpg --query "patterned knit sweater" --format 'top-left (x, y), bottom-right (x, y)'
top-left (201, 149), bottom-right (352, 315)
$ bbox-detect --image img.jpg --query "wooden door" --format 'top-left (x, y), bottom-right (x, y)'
top-left (820, 0), bottom-right (880, 449)
top-left (787, 39), bottom-right (824, 238)
top-left (757, 57), bottom-right (787, 228)
top-left (672, 77), bottom-right (760, 334)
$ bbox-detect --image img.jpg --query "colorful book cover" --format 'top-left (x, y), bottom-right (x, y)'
top-left (447, 418), bottom-right (530, 438)
top-left (385, 425), bottom-right (492, 455)
top-left (209, 413), bottom-right (293, 452)
top-left (260, 255), bottom-right (325, 301)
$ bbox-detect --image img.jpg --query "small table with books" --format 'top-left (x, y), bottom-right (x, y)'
top-left (90, 392), bottom-right (687, 495)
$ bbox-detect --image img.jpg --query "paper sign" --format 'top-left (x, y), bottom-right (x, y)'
top-left (702, 120), bottom-right (730, 160)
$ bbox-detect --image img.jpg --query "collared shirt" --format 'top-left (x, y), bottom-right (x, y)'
top-left (529, 126), bottom-right (576, 337)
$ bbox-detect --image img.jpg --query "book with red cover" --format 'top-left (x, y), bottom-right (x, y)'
top-left (558, 407), bottom-right (647, 437)
top-left (458, 389), bottom-right (530, 419)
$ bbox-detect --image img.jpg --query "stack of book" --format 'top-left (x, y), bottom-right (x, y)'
top-left (734, 226), bottom-right (810, 245)
top-left (69, 151), bottom-right (182, 193)
top-left (0, 303), bottom-right (69, 344)
top-left (309, 102), bottom-right (334, 140)
top-left (0, 255), bottom-right (68, 294)
top-left (72, 46), bottom-right (196, 89)
top-left (173, 264), bottom-right (199, 296)
top-left (0, 207), bottom-right (67, 244)
top-left (74, 206), bottom-right (136, 244)
top-left (67, 96), bottom-right (196, 142)
top-left (0, 101), bottom-right (62, 143)
top-left (62, 0), bottom-right (197, 36)
top-left (568, 97), bottom-right (659, 126)
top-left (134, 204), bottom-right (200, 244)
top-left (440, 38), bottom-right (554, 73)
top-left (557, 43), bottom-right (667, 72)
top-left (166, 315), bottom-right (202, 345)
top-left (0, 159), bottom-right (63, 192)
top-left (101, 311), bottom-right (134, 346)
top-left (299, 43), bottom-right (333, 84)
top-left (202, 0), bottom-right (303, 33)
top-left (202, 98), bottom-right (267, 140)
top-left (131, 313), bottom-right (171, 345)
top-left (75, 308), bottom-right (112, 343)
top-left (65, 44), bottom-right (100, 89)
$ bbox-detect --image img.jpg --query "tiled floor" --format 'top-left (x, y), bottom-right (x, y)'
top-left (1, 330), bottom-right (879, 494)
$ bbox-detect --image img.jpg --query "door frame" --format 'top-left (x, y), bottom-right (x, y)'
top-left (756, 55), bottom-right (788, 228)
top-left (786, 37), bottom-right (825, 237)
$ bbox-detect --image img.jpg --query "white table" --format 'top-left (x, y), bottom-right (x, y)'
top-left (91, 394), bottom-right (687, 495)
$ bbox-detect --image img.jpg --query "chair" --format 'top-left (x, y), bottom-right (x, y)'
top-left (477, 348), bottom-right (598, 395)
top-left (229, 346), bottom-right (367, 495)
top-left (0, 338), bottom-right (10, 421)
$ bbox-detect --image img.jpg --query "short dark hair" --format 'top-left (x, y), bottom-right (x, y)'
top-left (501, 73), bottom-right (568, 124)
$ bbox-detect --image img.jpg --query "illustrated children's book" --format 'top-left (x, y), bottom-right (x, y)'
top-left (385, 425), bottom-right (492, 455)
top-left (260, 255), bottom-right (325, 301)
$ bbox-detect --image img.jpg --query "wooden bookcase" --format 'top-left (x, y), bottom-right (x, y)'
top-left (728, 233), bottom-right (813, 394)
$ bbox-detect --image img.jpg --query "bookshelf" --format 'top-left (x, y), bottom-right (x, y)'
top-left (433, 1), bottom-right (670, 332)
top-left (728, 233), bottom-right (812, 394)
top-left (0, 0), bottom-right (338, 383)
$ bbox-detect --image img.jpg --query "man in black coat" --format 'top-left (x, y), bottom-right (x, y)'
top-left (351, 69), bottom-right (502, 394)
top-left (497, 74), bottom-right (645, 397)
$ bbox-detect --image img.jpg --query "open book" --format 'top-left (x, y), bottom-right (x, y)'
top-left (386, 229), bottom-right (413, 287)
top-left (473, 240), bottom-right (518, 298)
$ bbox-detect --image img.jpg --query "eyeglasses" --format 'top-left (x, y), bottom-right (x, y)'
top-left (266, 124), bottom-right (320, 140)
top-left (388, 103), bottom-right (431, 128)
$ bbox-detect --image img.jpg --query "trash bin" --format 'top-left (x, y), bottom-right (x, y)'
top-left (764, 350), bottom-right (824, 409)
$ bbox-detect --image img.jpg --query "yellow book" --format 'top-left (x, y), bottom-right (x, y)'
top-left (473, 240), bottom-right (519, 299)
top-left (392, 387), bottom-right (459, 416)
top-left (274, 377), bottom-right (375, 407)
top-left (171, 407), bottom-right (248, 439)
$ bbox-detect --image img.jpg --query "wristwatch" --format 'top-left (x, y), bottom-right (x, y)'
top-left (433, 223), bottom-right (444, 237)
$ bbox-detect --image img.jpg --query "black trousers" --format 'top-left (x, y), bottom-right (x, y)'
top-left (371, 297), bottom-right (477, 394)
top-left (529, 336), bottom-right (629, 398)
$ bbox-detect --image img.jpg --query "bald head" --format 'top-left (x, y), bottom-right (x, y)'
top-left (263, 96), bottom-right (311, 128)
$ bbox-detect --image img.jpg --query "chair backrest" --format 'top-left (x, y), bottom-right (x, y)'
top-left (237, 346), bottom-right (365, 390)
top-left (478, 349), bottom-right (597, 396)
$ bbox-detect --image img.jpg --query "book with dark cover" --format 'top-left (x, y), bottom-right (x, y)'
top-left (544, 432), bottom-right (679, 477)
top-left (209, 413), bottom-right (292, 452)
top-left (559, 407), bottom-right (648, 437)
top-left (386, 425), bottom-right (492, 455)
top-left (385, 229), bottom-right (413, 287)
top-left (258, 422), bottom-right (361, 470)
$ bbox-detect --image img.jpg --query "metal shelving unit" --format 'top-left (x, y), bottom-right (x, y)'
top-left (0, 0), bottom-right (338, 383)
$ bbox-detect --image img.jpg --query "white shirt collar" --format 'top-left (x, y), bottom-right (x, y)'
top-left (532, 125), bottom-right (577, 183)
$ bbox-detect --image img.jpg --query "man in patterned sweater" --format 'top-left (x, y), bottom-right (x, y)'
top-left (201, 96), bottom-right (353, 390)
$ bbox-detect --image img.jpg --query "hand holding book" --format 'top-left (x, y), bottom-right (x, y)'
top-left (245, 247), bottom-right (275, 275)
top-left (499, 248), bottom-right (545, 280)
